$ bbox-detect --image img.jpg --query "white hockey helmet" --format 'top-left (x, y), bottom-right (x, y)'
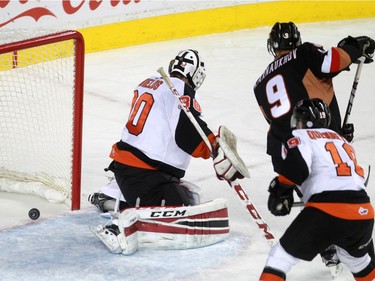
top-left (168, 49), bottom-right (206, 90)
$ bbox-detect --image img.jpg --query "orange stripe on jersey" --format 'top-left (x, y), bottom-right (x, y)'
top-left (191, 133), bottom-right (216, 159)
top-left (305, 202), bottom-right (374, 220)
top-left (109, 144), bottom-right (157, 170)
top-left (355, 268), bottom-right (375, 281)
top-left (259, 272), bottom-right (285, 281)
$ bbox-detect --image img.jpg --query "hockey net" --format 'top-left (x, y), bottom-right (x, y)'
top-left (0, 30), bottom-right (84, 210)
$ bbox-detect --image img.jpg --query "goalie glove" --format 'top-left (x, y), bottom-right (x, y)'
top-left (213, 146), bottom-right (244, 181)
top-left (267, 177), bottom-right (296, 216)
top-left (213, 125), bottom-right (250, 182)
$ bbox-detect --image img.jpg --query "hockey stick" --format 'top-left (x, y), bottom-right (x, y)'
top-left (157, 67), bottom-right (277, 247)
top-left (365, 165), bottom-right (371, 187)
top-left (342, 57), bottom-right (365, 128)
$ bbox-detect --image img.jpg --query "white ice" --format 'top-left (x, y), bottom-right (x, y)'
top-left (1, 18), bottom-right (375, 281)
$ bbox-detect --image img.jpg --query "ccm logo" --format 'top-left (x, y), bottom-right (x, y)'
top-left (150, 210), bottom-right (187, 217)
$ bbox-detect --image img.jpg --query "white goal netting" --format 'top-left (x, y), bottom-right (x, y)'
top-left (0, 29), bottom-right (84, 209)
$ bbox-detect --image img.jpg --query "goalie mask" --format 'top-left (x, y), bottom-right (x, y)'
top-left (291, 98), bottom-right (331, 129)
top-left (267, 22), bottom-right (302, 57)
top-left (168, 49), bottom-right (206, 90)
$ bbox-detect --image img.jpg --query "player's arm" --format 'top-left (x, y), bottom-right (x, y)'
top-left (304, 42), bottom-right (352, 76)
top-left (175, 109), bottom-right (215, 160)
top-left (174, 85), bottom-right (215, 159)
top-left (267, 134), bottom-right (310, 216)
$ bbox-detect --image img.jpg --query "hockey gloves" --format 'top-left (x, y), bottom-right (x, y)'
top-left (267, 177), bottom-right (295, 216)
top-left (342, 123), bottom-right (354, 142)
top-left (213, 146), bottom-right (245, 182)
top-left (338, 35), bottom-right (375, 64)
top-left (213, 125), bottom-right (250, 182)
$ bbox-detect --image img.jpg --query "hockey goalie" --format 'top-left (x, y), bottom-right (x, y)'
top-left (90, 125), bottom-right (249, 255)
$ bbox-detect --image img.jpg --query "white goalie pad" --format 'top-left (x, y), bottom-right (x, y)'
top-left (217, 125), bottom-right (250, 178)
top-left (115, 198), bottom-right (229, 255)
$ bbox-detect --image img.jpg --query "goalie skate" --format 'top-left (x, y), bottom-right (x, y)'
top-left (90, 224), bottom-right (122, 254)
top-left (88, 193), bottom-right (115, 213)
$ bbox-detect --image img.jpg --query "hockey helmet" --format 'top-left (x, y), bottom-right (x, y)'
top-left (267, 22), bottom-right (302, 57)
top-left (168, 49), bottom-right (206, 90)
top-left (291, 98), bottom-right (331, 129)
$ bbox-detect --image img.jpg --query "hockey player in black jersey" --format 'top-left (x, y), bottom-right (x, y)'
top-left (253, 21), bottom-right (375, 271)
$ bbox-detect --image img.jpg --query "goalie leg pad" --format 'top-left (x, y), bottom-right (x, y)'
top-left (118, 198), bottom-right (230, 250)
top-left (117, 209), bottom-right (139, 255)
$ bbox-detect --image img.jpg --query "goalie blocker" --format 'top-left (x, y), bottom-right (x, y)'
top-left (91, 198), bottom-right (230, 255)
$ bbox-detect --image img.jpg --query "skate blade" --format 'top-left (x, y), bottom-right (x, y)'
top-left (90, 226), bottom-right (122, 254)
top-left (329, 263), bottom-right (343, 279)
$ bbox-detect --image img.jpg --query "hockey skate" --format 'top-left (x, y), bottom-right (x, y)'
top-left (90, 224), bottom-right (122, 254)
top-left (321, 245), bottom-right (343, 278)
top-left (88, 193), bottom-right (116, 213)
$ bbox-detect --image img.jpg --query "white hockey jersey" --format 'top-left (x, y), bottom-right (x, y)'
top-left (110, 75), bottom-right (215, 178)
top-left (279, 128), bottom-right (366, 203)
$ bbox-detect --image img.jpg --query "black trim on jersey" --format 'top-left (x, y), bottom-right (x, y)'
top-left (175, 83), bottom-right (213, 155)
top-left (308, 190), bottom-right (370, 204)
top-left (269, 133), bottom-right (309, 185)
top-left (116, 141), bottom-right (185, 178)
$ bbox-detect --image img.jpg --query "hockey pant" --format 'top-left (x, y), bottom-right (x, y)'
top-left (259, 206), bottom-right (375, 281)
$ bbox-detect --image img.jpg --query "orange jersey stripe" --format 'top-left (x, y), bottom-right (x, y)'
top-left (305, 202), bottom-right (374, 220)
top-left (109, 144), bottom-right (157, 170)
top-left (191, 133), bottom-right (216, 159)
top-left (259, 272), bottom-right (285, 281)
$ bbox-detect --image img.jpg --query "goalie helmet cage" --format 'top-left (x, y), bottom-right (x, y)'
top-left (0, 30), bottom-right (85, 210)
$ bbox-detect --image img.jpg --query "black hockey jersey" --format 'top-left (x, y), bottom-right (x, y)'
top-left (253, 42), bottom-right (352, 157)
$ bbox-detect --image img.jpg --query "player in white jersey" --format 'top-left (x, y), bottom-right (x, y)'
top-left (259, 98), bottom-right (375, 281)
top-left (91, 49), bottom-right (244, 208)
top-left (89, 49), bottom-right (249, 255)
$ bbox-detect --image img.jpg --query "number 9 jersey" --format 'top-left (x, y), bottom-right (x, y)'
top-left (253, 42), bottom-right (352, 156)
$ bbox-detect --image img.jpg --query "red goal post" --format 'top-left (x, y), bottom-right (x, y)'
top-left (0, 30), bottom-right (84, 210)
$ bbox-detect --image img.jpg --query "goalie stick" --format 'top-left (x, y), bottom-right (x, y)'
top-left (157, 67), bottom-right (277, 247)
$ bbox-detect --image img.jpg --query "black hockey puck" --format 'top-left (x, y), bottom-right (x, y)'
top-left (29, 208), bottom-right (40, 220)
